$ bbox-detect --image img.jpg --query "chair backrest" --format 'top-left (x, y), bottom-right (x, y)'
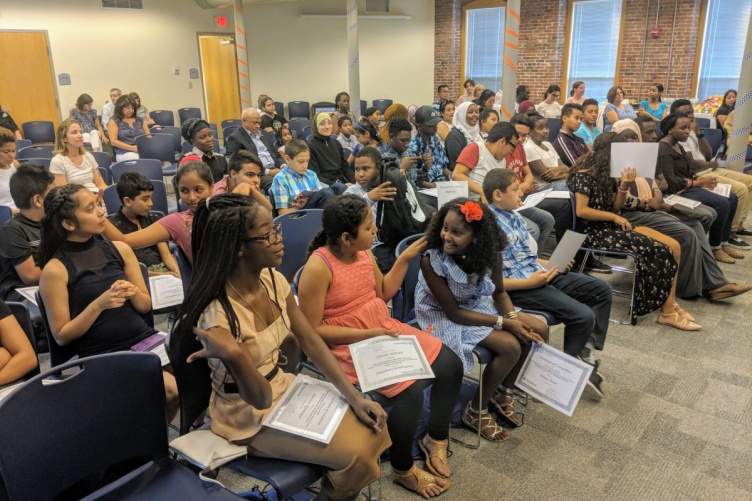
top-left (173, 245), bottom-right (193, 293)
top-left (181, 140), bottom-right (193, 154)
top-left (17, 157), bottom-right (51, 168)
top-left (97, 167), bottom-right (111, 185)
top-left (360, 100), bottom-right (367, 115)
top-left (150, 125), bottom-right (182, 154)
top-left (288, 101), bottom-right (311, 120)
top-left (15, 139), bottom-right (32, 151)
top-left (695, 117), bottom-right (711, 129)
top-left (178, 107), bottom-right (202, 124)
top-left (21, 121), bottom-right (55, 144)
top-left (90, 150), bottom-right (112, 170)
top-left (301, 126), bottom-right (312, 138)
top-left (312, 102), bottom-right (336, 115)
top-left (136, 133), bottom-right (175, 163)
top-left (291, 265), bottom-right (305, 295)
top-left (222, 125), bottom-right (241, 148)
top-left (274, 101), bottom-right (285, 118)
top-left (273, 209), bottom-right (324, 282)
top-left (288, 119), bottom-right (312, 138)
top-left (214, 138), bottom-right (221, 153)
top-left (111, 158), bottom-right (164, 181)
top-left (221, 119), bottom-right (242, 130)
top-left (372, 99), bottom-right (393, 115)
top-left (701, 127), bottom-right (723, 159)
top-left (547, 118), bottom-right (563, 142)
top-left (0, 205), bottom-right (12, 228)
top-left (5, 301), bottom-right (40, 378)
top-left (102, 185), bottom-right (122, 214)
top-left (0, 352), bottom-right (167, 501)
top-left (394, 233), bottom-right (425, 321)
top-left (16, 145), bottom-right (54, 160)
top-left (150, 109), bottom-right (175, 127)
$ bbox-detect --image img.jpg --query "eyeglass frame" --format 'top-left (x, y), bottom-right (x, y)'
top-left (243, 222), bottom-right (283, 244)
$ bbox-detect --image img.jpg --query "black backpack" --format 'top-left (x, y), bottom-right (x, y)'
top-left (376, 157), bottom-right (435, 248)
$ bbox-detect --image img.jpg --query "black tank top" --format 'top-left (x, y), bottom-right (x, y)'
top-left (54, 236), bottom-right (154, 357)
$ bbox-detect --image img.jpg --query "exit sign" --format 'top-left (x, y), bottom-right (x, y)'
top-left (215, 15), bottom-right (228, 28)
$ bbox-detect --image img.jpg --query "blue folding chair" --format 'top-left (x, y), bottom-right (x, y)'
top-left (5, 301), bottom-right (40, 379)
top-left (173, 246), bottom-right (192, 293)
top-left (0, 205), bottom-right (12, 227)
top-left (222, 125), bottom-right (240, 150)
top-left (288, 101), bottom-right (311, 120)
top-left (90, 151), bottom-right (112, 183)
top-left (18, 157), bottom-right (51, 168)
top-left (102, 185), bottom-right (122, 215)
top-left (0, 352), bottom-right (244, 501)
top-left (15, 139), bottom-right (31, 151)
top-left (701, 128), bottom-right (723, 159)
top-left (288, 119), bottom-right (311, 140)
top-left (149, 125), bottom-right (182, 159)
top-left (150, 110), bottom-right (175, 127)
top-left (220, 119), bottom-right (242, 130)
top-left (695, 117), bottom-right (711, 129)
top-left (393, 233), bottom-right (425, 322)
top-left (312, 102), bottom-right (336, 114)
top-left (17, 145), bottom-right (54, 160)
top-left (360, 100), bottom-right (367, 115)
top-left (21, 121), bottom-right (54, 144)
top-left (181, 140), bottom-right (193, 154)
top-left (111, 158), bottom-right (164, 182)
top-left (178, 107), bottom-right (202, 124)
top-left (547, 118), bottom-right (563, 143)
top-left (273, 209), bottom-right (324, 282)
top-left (136, 134), bottom-right (178, 176)
top-left (274, 101), bottom-right (285, 118)
top-left (372, 99), bottom-right (393, 115)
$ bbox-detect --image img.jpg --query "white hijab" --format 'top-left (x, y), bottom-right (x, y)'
top-left (452, 101), bottom-right (480, 143)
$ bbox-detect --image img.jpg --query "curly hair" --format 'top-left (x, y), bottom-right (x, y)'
top-left (424, 197), bottom-right (506, 278)
top-left (307, 195), bottom-right (370, 258)
top-left (570, 132), bottom-right (623, 201)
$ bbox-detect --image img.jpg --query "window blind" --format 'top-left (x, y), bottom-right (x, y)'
top-left (465, 7), bottom-right (506, 93)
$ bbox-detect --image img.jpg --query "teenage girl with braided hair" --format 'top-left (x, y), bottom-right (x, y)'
top-left (415, 198), bottom-right (549, 442)
top-left (175, 194), bottom-right (390, 501)
top-left (37, 184), bottom-right (178, 419)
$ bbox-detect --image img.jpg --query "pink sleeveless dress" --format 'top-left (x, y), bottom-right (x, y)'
top-left (312, 247), bottom-right (441, 398)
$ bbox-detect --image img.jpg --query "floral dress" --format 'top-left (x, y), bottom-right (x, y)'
top-left (567, 171), bottom-right (677, 317)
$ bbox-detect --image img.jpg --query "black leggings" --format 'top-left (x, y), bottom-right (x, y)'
top-left (371, 345), bottom-right (463, 471)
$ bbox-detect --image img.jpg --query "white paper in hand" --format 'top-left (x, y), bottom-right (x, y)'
top-left (436, 181), bottom-right (468, 208)
top-left (149, 275), bottom-right (184, 309)
top-left (546, 230), bottom-right (587, 272)
top-left (349, 335), bottom-right (434, 392)
top-left (15, 286), bottom-right (39, 306)
top-left (706, 183), bottom-right (731, 198)
top-left (516, 189), bottom-right (552, 211)
top-left (610, 143), bottom-right (659, 179)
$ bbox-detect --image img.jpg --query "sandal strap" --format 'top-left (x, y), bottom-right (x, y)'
top-left (391, 465), bottom-right (445, 496)
top-left (463, 405), bottom-right (509, 441)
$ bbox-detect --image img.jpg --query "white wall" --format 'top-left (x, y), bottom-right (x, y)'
top-left (0, 0), bottom-right (435, 120)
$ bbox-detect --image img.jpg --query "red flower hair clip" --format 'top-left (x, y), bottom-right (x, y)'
top-left (456, 201), bottom-right (483, 223)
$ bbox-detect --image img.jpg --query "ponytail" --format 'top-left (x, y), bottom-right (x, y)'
top-left (306, 230), bottom-right (328, 259)
top-left (305, 195), bottom-right (369, 259)
top-left (37, 184), bottom-right (88, 267)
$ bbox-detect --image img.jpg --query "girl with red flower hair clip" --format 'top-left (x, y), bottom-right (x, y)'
top-left (415, 198), bottom-right (549, 441)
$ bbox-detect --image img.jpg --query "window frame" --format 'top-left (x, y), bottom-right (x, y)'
top-left (460, 0), bottom-right (507, 94)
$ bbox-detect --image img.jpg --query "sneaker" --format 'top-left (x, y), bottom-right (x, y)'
top-left (736, 228), bottom-right (752, 237)
top-left (584, 256), bottom-right (612, 274)
top-left (727, 236), bottom-right (751, 250)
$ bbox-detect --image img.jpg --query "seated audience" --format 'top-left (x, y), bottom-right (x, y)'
top-left (535, 85), bottom-right (563, 119)
top-left (331, 91), bottom-right (355, 136)
top-left (307, 113), bottom-right (355, 185)
top-left (723, 110), bottom-right (752, 149)
top-left (452, 122), bottom-right (517, 202)
top-left (474, 90), bottom-right (496, 111)
top-left (574, 98), bottom-right (602, 147)
top-left (275, 126), bottom-right (293, 156)
top-left (715, 89), bottom-right (736, 128)
top-left (566, 81), bottom-right (586, 105)
top-left (568, 133), bottom-right (699, 330)
top-left (299, 195), bottom-right (461, 497)
top-left (255, 93), bottom-right (269, 115)
top-left (69, 93), bottom-right (107, 152)
top-left (523, 114), bottom-right (569, 189)
top-left (100, 87), bottom-right (121, 130)
top-left (473, 84), bottom-right (486, 101)
top-left (226, 108), bottom-right (284, 190)
top-left (434, 84), bottom-right (451, 112)
top-left (0, 164), bottom-right (54, 302)
top-left (0, 127), bottom-right (19, 211)
top-left (181, 118), bottom-right (227, 182)
top-left (50, 119), bottom-right (108, 194)
top-left (602, 85), bottom-right (637, 132)
top-left (437, 101), bottom-right (455, 147)
top-left (363, 107), bottom-right (382, 128)
top-left (479, 108), bottom-right (499, 139)
top-left (336, 116), bottom-right (357, 150)
top-left (638, 83), bottom-right (668, 121)
top-left (175, 194), bottom-right (390, 501)
top-left (380, 118), bottom-right (419, 177)
top-left (456, 79), bottom-right (475, 105)
top-left (259, 96), bottom-right (287, 133)
top-left (553, 103), bottom-right (589, 167)
top-left (107, 172), bottom-right (180, 277)
top-left (404, 106), bottom-right (449, 188)
top-left (128, 92), bottom-right (154, 125)
top-left (37, 184), bottom-right (178, 418)
top-left (212, 150), bottom-right (272, 211)
top-left (347, 118), bottom-right (382, 165)
top-left (445, 102), bottom-right (480, 170)
top-left (108, 95), bottom-right (149, 162)
top-left (0, 298), bottom-right (38, 385)
top-left (0, 104), bottom-right (22, 140)
top-left (416, 199), bottom-right (548, 441)
top-left (483, 169), bottom-right (609, 397)
top-left (105, 160), bottom-right (213, 263)
top-left (379, 103), bottom-right (409, 144)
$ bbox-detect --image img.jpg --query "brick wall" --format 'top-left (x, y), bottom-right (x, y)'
top-left (435, 0), bottom-right (704, 104)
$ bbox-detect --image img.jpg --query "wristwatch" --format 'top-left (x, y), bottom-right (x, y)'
top-left (493, 316), bottom-right (504, 331)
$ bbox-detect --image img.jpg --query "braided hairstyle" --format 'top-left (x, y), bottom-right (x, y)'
top-left (355, 117), bottom-right (382, 146)
top-left (570, 132), bottom-right (623, 202)
top-left (660, 112), bottom-right (683, 137)
top-left (424, 197), bottom-right (506, 278)
top-left (307, 195), bottom-right (370, 259)
top-left (37, 184), bottom-right (89, 267)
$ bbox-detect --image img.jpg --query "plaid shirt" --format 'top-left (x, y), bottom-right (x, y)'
top-left (405, 134), bottom-right (448, 187)
top-left (490, 205), bottom-right (544, 280)
top-left (270, 167), bottom-right (323, 209)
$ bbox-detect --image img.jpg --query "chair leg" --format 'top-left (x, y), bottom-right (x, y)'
top-left (449, 361), bottom-right (484, 450)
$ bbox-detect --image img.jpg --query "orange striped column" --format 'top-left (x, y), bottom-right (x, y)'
top-left (725, 15), bottom-right (751, 172)
top-left (500, 0), bottom-right (520, 122)
top-left (347, 0), bottom-right (362, 117)
top-left (233, 0), bottom-right (252, 111)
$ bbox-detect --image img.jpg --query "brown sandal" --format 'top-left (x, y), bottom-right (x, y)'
top-left (489, 388), bottom-right (523, 428)
top-left (418, 435), bottom-right (450, 478)
top-left (461, 403), bottom-right (510, 442)
top-left (391, 465), bottom-right (451, 498)
top-left (713, 249), bottom-right (736, 264)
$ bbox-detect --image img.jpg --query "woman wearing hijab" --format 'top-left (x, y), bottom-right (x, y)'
top-left (444, 102), bottom-right (481, 171)
top-left (307, 112), bottom-right (355, 185)
top-left (181, 118), bottom-right (227, 182)
top-left (379, 103), bottom-right (409, 144)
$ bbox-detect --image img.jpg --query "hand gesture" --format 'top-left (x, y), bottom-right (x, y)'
top-left (187, 326), bottom-right (242, 364)
top-left (293, 193), bottom-right (310, 209)
top-left (502, 318), bottom-right (545, 345)
top-left (698, 176), bottom-right (717, 189)
top-left (95, 280), bottom-right (135, 310)
top-left (529, 268), bottom-right (557, 287)
top-left (613, 215), bottom-right (632, 231)
top-left (400, 236), bottom-right (427, 261)
top-left (349, 396), bottom-right (387, 433)
top-left (566, 259), bottom-right (575, 272)
top-left (231, 182), bottom-right (254, 197)
top-left (620, 167), bottom-right (637, 184)
top-left (111, 279), bottom-right (138, 297)
top-left (102, 136), bottom-right (110, 145)
top-left (399, 156), bottom-right (418, 172)
top-left (540, 169), bottom-right (555, 182)
top-left (421, 152), bottom-right (432, 169)
top-left (368, 181), bottom-right (397, 202)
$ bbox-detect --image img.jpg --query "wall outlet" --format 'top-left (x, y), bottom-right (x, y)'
top-left (188, 82), bottom-right (193, 89)
top-left (173, 64), bottom-right (180, 75)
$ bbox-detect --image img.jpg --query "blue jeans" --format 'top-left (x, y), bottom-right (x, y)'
top-left (681, 187), bottom-right (738, 246)
top-left (520, 206), bottom-right (555, 248)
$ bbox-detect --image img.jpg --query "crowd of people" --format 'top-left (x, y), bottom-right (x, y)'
top-left (0, 80), bottom-right (751, 499)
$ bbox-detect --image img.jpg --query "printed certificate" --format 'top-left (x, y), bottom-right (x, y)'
top-left (349, 335), bottom-right (434, 392)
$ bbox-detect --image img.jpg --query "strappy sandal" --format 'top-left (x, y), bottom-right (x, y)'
top-left (673, 303), bottom-right (695, 322)
top-left (418, 435), bottom-right (450, 478)
top-left (657, 311), bottom-right (702, 331)
top-left (489, 388), bottom-right (523, 428)
top-left (391, 465), bottom-right (451, 498)
top-left (461, 403), bottom-right (510, 442)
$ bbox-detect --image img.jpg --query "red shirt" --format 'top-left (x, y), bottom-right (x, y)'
top-left (505, 145), bottom-right (530, 193)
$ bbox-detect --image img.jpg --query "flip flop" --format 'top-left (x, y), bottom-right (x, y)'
top-left (418, 435), bottom-right (450, 478)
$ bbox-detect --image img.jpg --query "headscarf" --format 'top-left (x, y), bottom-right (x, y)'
top-left (181, 118), bottom-right (210, 142)
top-left (379, 103), bottom-right (408, 143)
top-left (312, 112), bottom-right (331, 138)
top-left (452, 101), bottom-right (480, 143)
top-left (518, 100), bottom-right (535, 114)
top-left (407, 105), bottom-right (418, 135)
top-left (612, 119), bottom-right (642, 142)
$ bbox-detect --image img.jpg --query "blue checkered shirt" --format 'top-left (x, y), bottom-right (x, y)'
top-left (270, 167), bottom-right (323, 209)
top-left (405, 134), bottom-right (448, 187)
top-left (490, 205), bottom-right (544, 280)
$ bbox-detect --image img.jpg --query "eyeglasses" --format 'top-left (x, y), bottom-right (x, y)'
top-left (244, 223), bottom-right (283, 245)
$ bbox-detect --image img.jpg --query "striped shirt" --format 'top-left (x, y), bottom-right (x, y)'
top-left (405, 133), bottom-right (448, 187)
top-left (553, 130), bottom-right (589, 168)
top-left (490, 204), bottom-right (544, 280)
top-left (270, 166), bottom-right (323, 209)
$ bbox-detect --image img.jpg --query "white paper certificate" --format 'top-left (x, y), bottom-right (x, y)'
top-left (148, 275), bottom-right (184, 309)
top-left (514, 343), bottom-right (593, 417)
top-left (610, 142), bottom-right (659, 179)
top-left (546, 230), bottom-right (587, 272)
top-left (349, 335), bottom-right (435, 392)
top-left (706, 183), bottom-right (731, 198)
top-left (263, 374), bottom-right (349, 444)
top-left (15, 286), bottom-right (39, 306)
top-left (517, 189), bottom-right (552, 211)
top-left (664, 194), bottom-right (701, 209)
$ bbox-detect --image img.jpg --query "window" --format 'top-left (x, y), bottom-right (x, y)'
top-left (464, 6), bottom-right (506, 93)
top-left (566, 0), bottom-right (622, 104)
top-left (696, 0), bottom-right (752, 100)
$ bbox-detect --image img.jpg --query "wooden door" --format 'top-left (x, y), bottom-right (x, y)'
top-left (198, 35), bottom-right (241, 129)
top-left (0, 32), bottom-right (59, 132)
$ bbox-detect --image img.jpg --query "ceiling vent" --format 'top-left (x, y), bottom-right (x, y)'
top-left (102, 0), bottom-right (144, 9)
top-left (365, 0), bottom-right (389, 13)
